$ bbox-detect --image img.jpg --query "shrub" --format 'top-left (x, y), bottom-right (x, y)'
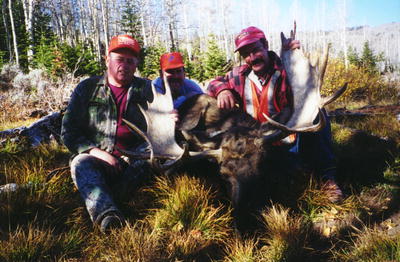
top-left (33, 36), bottom-right (103, 78)
top-left (324, 42), bottom-right (398, 105)
top-left (0, 64), bottom-right (22, 83)
top-left (323, 58), bottom-right (384, 104)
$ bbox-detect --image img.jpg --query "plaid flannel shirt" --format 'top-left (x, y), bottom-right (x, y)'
top-left (61, 74), bottom-right (151, 155)
top-left (207, 51), bottom-right (292, 119)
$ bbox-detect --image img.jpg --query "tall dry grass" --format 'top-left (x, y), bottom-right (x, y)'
top-left (333, 226), bottom-right (400, 262)
top-left (147, 174), bottom-right (232, 259)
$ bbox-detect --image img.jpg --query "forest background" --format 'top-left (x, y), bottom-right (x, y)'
top-left (1, 0), bottom-right (399, 83)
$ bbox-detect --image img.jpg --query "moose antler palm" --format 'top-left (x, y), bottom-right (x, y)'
top-left (121, 75), bottom-right (222, 170)
top-left (262, 23), bottom-right (347, 140)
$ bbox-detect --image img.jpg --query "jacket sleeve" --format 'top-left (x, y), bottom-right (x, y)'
top-left (61, 80), bottom-right (97, 155)
top-left (206, 71), bottom-right (233, 98)
top-left (207, 65), bottom-right (247, 99)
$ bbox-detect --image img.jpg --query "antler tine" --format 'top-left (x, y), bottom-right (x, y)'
top-left (122, 118), bottom-right (156, 167)
top-left (262, 109), bottom-right (326, 133)
top-left (320, 83), bottom-right (348, 107)
top-left (291, 20), bottom-right (296, 39)
top-left (318, 45), bottom-right (329, 90)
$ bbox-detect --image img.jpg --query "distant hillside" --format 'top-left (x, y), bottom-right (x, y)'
top-left (266, 22), bottom-right (400, 68)
top-left (326, 22), bottom-right (400, 66)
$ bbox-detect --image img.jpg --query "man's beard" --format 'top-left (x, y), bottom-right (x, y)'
top-left (167, 78), bottom-right (183, 98)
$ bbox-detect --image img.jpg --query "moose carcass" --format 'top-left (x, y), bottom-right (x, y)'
top-left (122, 29), bottom-right (347, 230)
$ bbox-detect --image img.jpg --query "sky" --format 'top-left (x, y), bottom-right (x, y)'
top-left (345, 0), bottom-right (399, 27)
top-left (227, 0), bottom-right (400, 33)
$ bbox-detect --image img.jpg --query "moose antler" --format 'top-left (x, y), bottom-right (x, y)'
top-left (263, 23), bottom-right (347, 138)
top-left (121, 75), bottom-right (222, 170)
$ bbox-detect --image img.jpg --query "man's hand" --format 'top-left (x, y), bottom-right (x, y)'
top-left (89, 147), bottom-right (121, 171)
top-left (282, 39), bottom-right (300, 50)
top-left (217, 90), bottom-right (236, 109)
top-left (282, 21), bottom-right (300, 50)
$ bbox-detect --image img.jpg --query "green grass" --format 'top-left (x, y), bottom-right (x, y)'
top-left (333, 226), bottom-right (400, 262)
top-left (0, 118), bottom-right (37, 131)
top-left (147, 174), bottom-right (231, 259)
top-left (222, 237), bottom-right (259, 262)
top-left (0, 105), bottom-right (399, 261)
top-left (258, 204), bottom-right (311, 261)
top-left (0, 223), bottom-right (86, 262)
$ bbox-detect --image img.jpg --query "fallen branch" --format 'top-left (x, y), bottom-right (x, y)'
top-left (0, 110), bottom-right (64, 146)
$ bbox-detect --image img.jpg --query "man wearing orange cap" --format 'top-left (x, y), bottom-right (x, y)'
top-left (153, 52), bottom-right (203, 109)
top-left (208, 26), bottom-right (342, 202)
top-left (61, 35), bottom-right (153, 233)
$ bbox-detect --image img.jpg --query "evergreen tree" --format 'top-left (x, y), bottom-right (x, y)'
top-left (179, 48), bottom-right (195, 79)
top-left (360, 41), bottom-right (384, 74)
top-left (1, 0), bottom-right (29, 69)
top-left (33, 36), bottom-right (103, 78)
top-left (0, 0), bottom-right (53, 70)
top-left (204, 35), bottom-right (227, 80)
top-left (119, 1), bottom-right (143, 46)
top-left (189, 39), bottom-right (206, 82)
top-left (138, 43), bottom-right (166, 78)
top-left (347, 46), bottom-right (360, 67)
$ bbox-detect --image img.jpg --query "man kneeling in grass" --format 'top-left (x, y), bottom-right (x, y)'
top-left (61, 35), bottom-right (153, 233)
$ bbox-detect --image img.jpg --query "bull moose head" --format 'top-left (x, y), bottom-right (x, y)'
top-left (121, 26), bottom-right (347, 230)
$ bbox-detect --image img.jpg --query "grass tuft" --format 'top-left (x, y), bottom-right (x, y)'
top-left (333, 226), bottom-right (400, 262)
top-left (298, 178), bottom-right (361, 237)
top-left (85, 221), bottom-right (163, 262)
top-left (222, 236), bottom-right (259, 262)
top-left (147, 174), bottom-right (231, 258)
top-left (0, 223), bottom-right (86, 262)
top-left (259, 204), bottom-right (311, 261)
top-left (384, 155), bottom-right (400, 183)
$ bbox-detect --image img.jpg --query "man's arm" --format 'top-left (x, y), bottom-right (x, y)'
top-left (61, 82), bottom-right (96, 155)
top-left (61, 81), bottom-right (123, 170)
top-left (207, 71), bottom-right (238, 109)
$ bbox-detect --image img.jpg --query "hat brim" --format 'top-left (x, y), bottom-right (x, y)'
top-left (162, 63), bottom-right (185, 71)
top-left (108, 45), bottom-right (139, 55)
top-left (234, 38), bottom-right (260, 52)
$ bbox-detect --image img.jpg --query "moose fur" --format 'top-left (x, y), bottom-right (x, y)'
top-left (177, 94), bottom-right (291, 230)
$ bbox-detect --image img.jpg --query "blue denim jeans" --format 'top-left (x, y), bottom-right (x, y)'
top-left (287, 109), bottom-right (336, 180)
top-left (70, 154), bottom-right (150, 224)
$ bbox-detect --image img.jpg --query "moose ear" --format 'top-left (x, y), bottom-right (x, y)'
top-left (176, 94), bottom-right (205, 131)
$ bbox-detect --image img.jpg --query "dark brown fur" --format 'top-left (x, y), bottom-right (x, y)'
top-left (177, 94), bottom-right (275, 230)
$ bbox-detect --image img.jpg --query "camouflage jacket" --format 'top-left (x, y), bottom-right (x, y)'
top-left (61, 74), bottom-right (152, 155)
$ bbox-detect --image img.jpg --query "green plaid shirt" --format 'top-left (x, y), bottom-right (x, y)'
top-left (61, 74), bottom-right (151, 155)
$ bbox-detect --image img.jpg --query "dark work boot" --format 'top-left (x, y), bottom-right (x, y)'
top-left (100, 212), bottom-right (125, 233)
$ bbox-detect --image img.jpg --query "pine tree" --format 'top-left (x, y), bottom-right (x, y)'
top-left (347, 46), bottom-right (360, 67)
top-left (189, 39), bottom-right (206, 82)
top-left (119, 1), bottom-right (143, 45)
top-left (360, 41), bottom-right (384, 74)
top-left (203, 35), bottom-right (226, 80)
top-left (138, 43), bottom-right (166, 78)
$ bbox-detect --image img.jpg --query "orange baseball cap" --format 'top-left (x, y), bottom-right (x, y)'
top-left (234, 26), bottom-right (266, 52)
top-left (160, 52), bottom-right (185, 70)
top-left (108, 35), bottom-right (140, 55)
